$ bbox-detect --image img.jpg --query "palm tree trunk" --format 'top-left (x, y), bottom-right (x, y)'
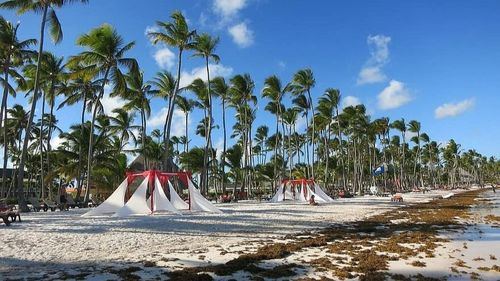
top-left (75, 95), bottom-right (87, 201)
top-left (141, 109), bottom-right (147, 169)
top-left (163, 49), bottom-right (184, 171)
top-left (307, 90), bottom-right (316, 179)
top-left (84, 67), bottom-right (111, 203)
top-left (221, 99), bottom-right (226, 193)
top-left (2, 107), bottom-right (8, 198)
top-left (46, 102), bottom-right (55, 201)
top-left (202, 57), bottom-right (213, 194)
top-left (39, 92), bottom-right (46, 199)
top-left (16, 5), bottom-right (49, 212)
top-left (1, 67), bottom-right (10, 196)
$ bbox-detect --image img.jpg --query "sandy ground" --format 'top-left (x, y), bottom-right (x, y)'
top-left (0, 188), bottom-right (497, 280)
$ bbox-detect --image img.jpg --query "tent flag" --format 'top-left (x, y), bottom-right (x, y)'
top-left (113, 177), bottom-right (151, 217)
top-left (168, 180), bottom-right (189, 210)
top-left (313, 183), bottom-right (335, 203)
top-left (269, 179), bottom-right (334, 204)
top-left (153, 176), bottom-right (180, 214)
top-left (298, 182), bottom-right (308, 202)
top-left (372, 163), bottom-right (387, 176)
top-left (270, 183), bottom-right (285, 203)
top-left (187, 179), bottom-right (222, 213)
top-left (82, 179), bottom-right (128, 217)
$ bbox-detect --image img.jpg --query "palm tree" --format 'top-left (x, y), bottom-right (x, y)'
top-left (317, 88), bottom-right (341, 186)
top-left (391, 118), bottom-right (407, 189)
top-left (1, 0), bottom-right (88, 210)
top-left (108, 108), bottom-right (138, 150)
top-left (290, 69), bottom-right (316, 178)
top-left (176, 95), bottom-right (194, 153)
top-left (123, 68), bottom-right (153, 169)
top-left (193, 33), bottom-right (220, 193)
top-left (211, 76), bottom-right (230, 192)
top-left (408, 120), bottom-right (422, 187)
top-left (58, 64), bottom-right (100, 200)
top-left (26, 52), bottom-right (66, 199)
top-left (70, 24), bottom-right (137, 203)
top-left (262, 75), bottom-right (288, 188)
top-left (0, 17), bottom-right (36, 195)
top-left (229, 74), bottom-right (256, 195)
top-left (148, 11), bottom-right (196, 169)
top-left (292, 93), bottom-right (310, 175)
top-left (150, 70), bottom-right (177, 168)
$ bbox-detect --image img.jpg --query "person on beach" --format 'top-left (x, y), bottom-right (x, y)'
top-left (309, 195), bottom-right (318, 206)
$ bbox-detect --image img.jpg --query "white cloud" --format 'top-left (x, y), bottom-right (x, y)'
top-left (295, 114), bottom-right (307, 131)
top-left (144, 25), bottom-right (159, 37)
top-left (213, 0), bottom-right (247, 19)
top-left (357, 34), bottom-right (391, 85)
top-left (342, 95), bottom-right (361, 109)
top-left (434, 98), bottom-right (475, 119)
top-left (357, 67), bottom-right (386, 85)
top-left (278, 61), bottom-right (286, 69)
top-left (153, 47), bottom-right (176, 70)
top-left (377, 80), bottom-right (412, 110)
top-left (147, 108), bottom-right (190, 138)
top-left (214, 137), bottom-right (224, 160)
top-left (180, 63), bottom-right (233, 88)
top-left (100, 85), bottom-right (127, 116)
top-left (50, 135), bottom-right (64, 150)
top-left (228, 22), bottom-right (254, 48)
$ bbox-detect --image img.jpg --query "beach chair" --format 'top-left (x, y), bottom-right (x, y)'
top-left (28, 197), bottom-right (43, 212)
top-left (0, 205), bottom-right (20, 226)
top-left (42, 200), bottom-right (58, 212)
top-left (391, 194), bottom-right (403, 202)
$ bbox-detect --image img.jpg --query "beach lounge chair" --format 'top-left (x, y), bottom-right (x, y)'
top-left (0, 205), bottom-right (21, 226)
top-left (441, 193), bottom-right (454, 199)
top-left (28, 197), bottom-right (43, 212)
top-left (391, 194), bottom-right (403, 202)
top-left (42, 200), bottom-right (58, 212)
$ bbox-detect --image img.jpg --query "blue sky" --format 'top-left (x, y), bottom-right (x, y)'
top-left (2, 0), bottom-right (499, 161)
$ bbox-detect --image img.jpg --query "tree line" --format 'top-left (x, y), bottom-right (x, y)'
top-left (0, 1), bottom-right (498, 211)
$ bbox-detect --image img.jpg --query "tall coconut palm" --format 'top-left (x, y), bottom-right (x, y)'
top-left (229, 74), bottom-right (256, 195)
top-left (317, 88), bottom-right (341, 185)
top-left (290, 69), bottom-right (316, 178)
top-left (390, 118), bottom-right (407, 189)
top-left (262, 75), bottom-right (287, 188)
top-left (292, 93), bottom-right (310, 175)
top-left (70, 24), bottom-right (137, 202)
top-left (211, 76), bottom-right (230, 192)
top-left (176, 95), bottom-right (194, 153)
top-left (25, 52), bottom-right (66, 199)
top-left (408, 120), bottom-right (421, 187)
top-left (59, 65), bottom-right (100, 200)
top-left (148, 11), bottom-right (196, 170)
top-left (0, 17), bottom-right (36, 195)
top-left (150, 70), bottom-right (176, 151)
top-left (1, 0), bottom-right (88, 210)
top-left (192, 33), bottom-right (220, 193)
top-left (123, 68), bottom-right (152, 169)
top-left (108, 108), bottom-right (138, 150)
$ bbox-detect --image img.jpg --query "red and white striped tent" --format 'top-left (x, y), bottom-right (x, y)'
top-left (270, 179), bottom-right (334, 203)
top-left (83, 170), bottom-right (221, 217)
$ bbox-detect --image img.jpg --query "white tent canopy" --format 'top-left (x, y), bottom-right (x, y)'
top-left (168, 180), bottom-right (189, 210)
top-left (82, 179), bottom-right (128, 217)
top-left (83, 171), bottom-right (221, 217)
top-left (113, 177), bottom-right (151, 217)
top-left (270, 180), bottom-right (334, 203)
top-left (153, 177), bottom-right (181, 214)
top-left (187, 179), bottom-right (223, 213)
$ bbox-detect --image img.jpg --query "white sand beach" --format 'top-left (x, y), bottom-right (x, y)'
top-left (3, 189), bottom-right (498, 280)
